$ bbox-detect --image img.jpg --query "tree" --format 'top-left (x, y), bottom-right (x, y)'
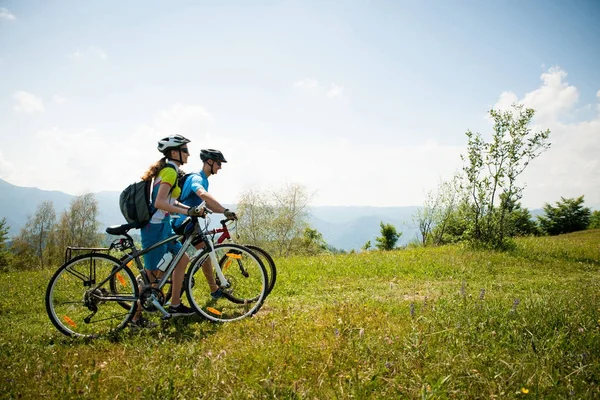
top-left (461, 104), bottom-right (550, 248)
top-left (272, 184), bottom-right (312, 257)
top-left (362, 240), bottom-right (372, 252)
top-left (589, 210), bottom-right (600, 229)
top-left (49, 193), bottom-right (102, 266)
top-left (237, 184), bottom-right (313, 257)
top-left (414, 175), bottom-right (462, 246)
top-left (298, 227), bottom-right (328, 255)
top-left (375, 222), bottom-right (401, 251)
top-left (431, 200), bottom-right (471, 244)
top-left (236, 188), bottom-right (274, 248)
top-left (506, 202), bottom-right (539, 236)
top-left (13, 201), bottom-right (56, 269)
top-left (538, 196), bottom-right (591, 235)
top-left (0, 218), bottom-right (12, 270)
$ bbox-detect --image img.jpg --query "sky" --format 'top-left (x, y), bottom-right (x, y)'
top-left (1, 0), bottom-right (599, 209)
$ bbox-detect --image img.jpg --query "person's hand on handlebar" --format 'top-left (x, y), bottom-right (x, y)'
top-left (187, 206), bottom-right (208, 217)
top-left (223, 209), bottom-right (237, 220)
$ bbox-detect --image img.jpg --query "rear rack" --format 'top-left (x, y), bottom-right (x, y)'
top-left (64, 246), bottom-right (110, 264)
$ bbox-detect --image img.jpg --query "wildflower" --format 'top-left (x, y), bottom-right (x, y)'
top-left (479, 288), bottom-right (486, 300)
top-left (358, 328), bottom-right (364, 337)
top-left (511, 298), bottom-right (520, 313)
top-left (410, 302), bottom-right (415, 317)
top-left (521, 387), bottom-right (529, 394)
top-left (460, 281), bottom-right (466, 298)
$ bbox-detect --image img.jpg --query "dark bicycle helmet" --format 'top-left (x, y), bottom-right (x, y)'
top-left (157, 134), bottom-right (191, 153)
top-left (200, 149), bottom-right (227, 163)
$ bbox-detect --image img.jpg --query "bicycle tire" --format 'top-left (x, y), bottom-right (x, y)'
top-left (46, 253), bottom-right (138, 338)
top-left (242, 244), bottom-right (276, 296)
top-left (185, 244), bottom-right (268, 322)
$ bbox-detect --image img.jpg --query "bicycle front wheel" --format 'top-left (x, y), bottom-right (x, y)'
top-left (185, 244), bottom-right (268, 322)
top-left (243, 244), bottom-right (277, 296)
top-left (46, 253), bottom-right (138, 338)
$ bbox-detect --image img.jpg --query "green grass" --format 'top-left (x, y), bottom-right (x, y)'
top-left (1, 230), bottom-right (599, 399)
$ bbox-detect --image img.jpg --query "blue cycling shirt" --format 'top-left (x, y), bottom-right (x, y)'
top-left (173, 170), bottom-right (209, 227)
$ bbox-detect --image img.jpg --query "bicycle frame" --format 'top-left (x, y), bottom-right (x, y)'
top-left (95, 216), bottom-right (231, 319)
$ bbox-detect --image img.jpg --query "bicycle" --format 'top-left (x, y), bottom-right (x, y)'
top-left (45, 214), bottom-right (269, 338)
top-left (156, 218), bottom-right (276, 307)
top-left (203, 218), bottom-right (277, 296)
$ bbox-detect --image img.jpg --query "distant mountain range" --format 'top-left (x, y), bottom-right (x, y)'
top-left (0, 178), bottom-right (421, 251)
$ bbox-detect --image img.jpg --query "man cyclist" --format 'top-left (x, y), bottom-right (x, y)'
top-left (173, 148), bottom-right (237, 299)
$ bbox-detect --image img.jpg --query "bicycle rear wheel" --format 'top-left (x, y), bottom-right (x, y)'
top-left (243, 244), bottom-right (276, 296)
top-left (185, 244), bottom-right (268, 322)
top-left (46, 253), bottom-right (138, 338)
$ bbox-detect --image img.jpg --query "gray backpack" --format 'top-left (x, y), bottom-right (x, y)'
top-left (119, 164), bottom-right (178, 228)
top-left (119, 179), bottom-right (154, 228)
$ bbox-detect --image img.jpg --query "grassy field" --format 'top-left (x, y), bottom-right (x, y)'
top-left (1, 230), bottom-right (599, 399)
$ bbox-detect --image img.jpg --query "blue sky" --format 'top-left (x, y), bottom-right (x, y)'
top-left (1, 0), bottom-right (599, 208)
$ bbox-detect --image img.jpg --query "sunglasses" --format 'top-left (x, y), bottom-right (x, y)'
top-left (179, 148), bottom-right (189, 154)
top-left (214, 161), bottom-right (222, 166)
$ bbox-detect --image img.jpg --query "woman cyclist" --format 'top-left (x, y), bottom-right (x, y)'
top-left (132, 134), bottom-right (204, 326)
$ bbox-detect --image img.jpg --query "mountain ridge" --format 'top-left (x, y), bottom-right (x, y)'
top-left (0, 178), bottom-right (422, 250)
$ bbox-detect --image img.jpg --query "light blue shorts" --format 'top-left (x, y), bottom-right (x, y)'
top-left (140, 218), bottom-right (183, 271)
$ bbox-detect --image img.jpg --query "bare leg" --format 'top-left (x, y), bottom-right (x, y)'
top-left (193, 242), bottom-right (218, 293)
top-left (170, 253), bottom-right (190, 305)
top-left (202, 257), bottom-right (219, 292)
top-left (132, 269), bottom-right (163, 322)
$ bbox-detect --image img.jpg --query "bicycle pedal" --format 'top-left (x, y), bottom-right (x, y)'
top-left (161, 313), bottom-right (172, 320)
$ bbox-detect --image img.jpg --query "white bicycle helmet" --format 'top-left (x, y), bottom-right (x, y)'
top-left (157, 134), bottom-right (191, 153)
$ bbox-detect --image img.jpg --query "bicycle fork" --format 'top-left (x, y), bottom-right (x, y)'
top-left (207, 240), bottom-right (230, 288)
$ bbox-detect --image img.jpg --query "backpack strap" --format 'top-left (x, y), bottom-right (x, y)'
top-left (178, 172), bottom-right (195, 202)
top-left (162, 163), bottom-right (179, 196)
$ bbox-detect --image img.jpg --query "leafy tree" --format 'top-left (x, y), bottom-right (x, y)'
top-left (589, 210), bottom-right (600, 229)
top-left (538, 196), bottom-right (591, 235)
top-left (431, 200), bottom-right (471, 244)
top-left (375, 222), bottom-right (401, 251)
top-left (326, 244), bottom-right (347, 254)
top-left (298, 227), bottom-right (328, 255)
top-left (507, 203), bottom-right (540, 236)
top-left (0, 218), bottom-right (12, 270)
top-left (414, 175), bottom-right (462, 246)
top-left (461, 104), bottom-right (550, 248)
top-left (362, 240), bottom-right (372, 252)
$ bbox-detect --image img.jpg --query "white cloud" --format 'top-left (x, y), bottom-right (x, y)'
top-left (69, 49), bottom-right (83, 60)
top-left (0, 8), bottom-right (16, 20)
top-left (13, 91), bottom-right (45, 113)
top-left (493, 91), bottom-right (519, 112)
top-left (221, 136), bottom-right (464, 207)
top-left (293, 78), bottom-right (319, 90)
top-left (53, 95), bottom-right (67, 104)
top-left (493, 66), bottom-right (579, 122)
top-left (69, 46), bottom-right (108, 61)
top-left (326, 83), bottom-right (344, 98)
top-left (491, 67), bottom-right (600, 208)
top-left (89, 46), bottom-right (108, 60)
top-left (1, 104), bottom-right (217, 195)
top-left (293, 78), bottom-right (346, 100)
top-left (0, 150), bottom-right (15, 179)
